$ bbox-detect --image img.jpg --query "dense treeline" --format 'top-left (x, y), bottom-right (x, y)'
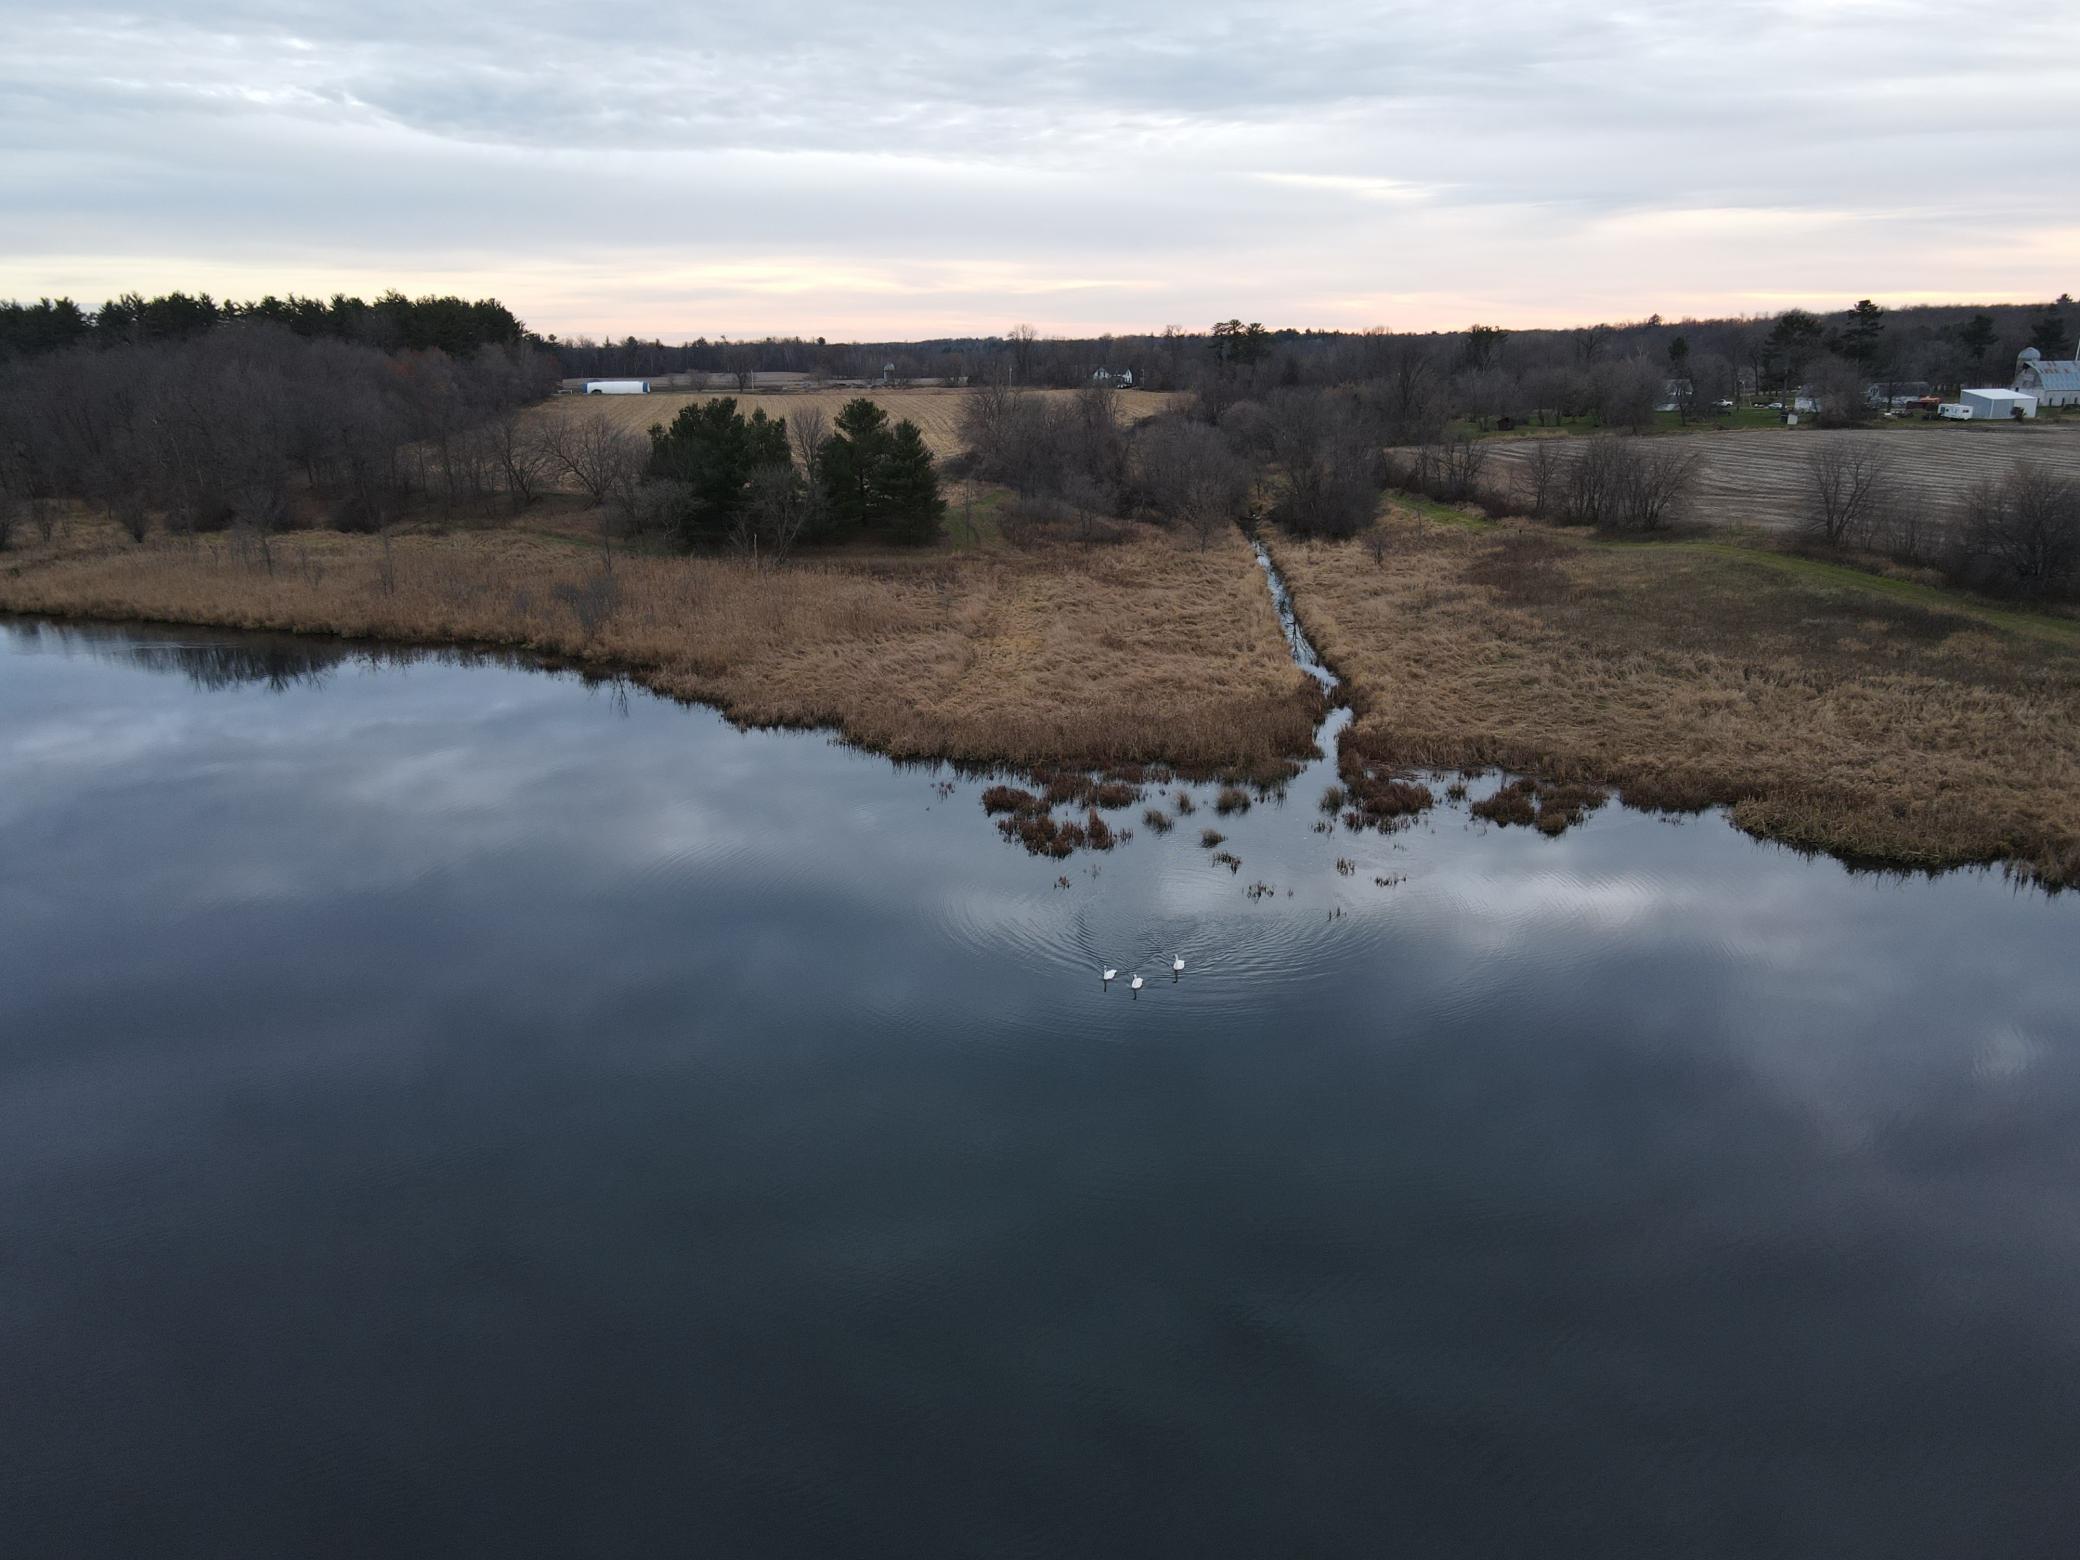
top-left (1, 290), bottom-right (530, 360)
top-left (19, 285), bottom-right (2068, 408)
top-left (0, 323), bottom-right (557, 543)
top-left (21, 287), bottom-right (2067, 414)
top-left (0, 291), bottom-right (949, 553)
top-left (547, 295), bottom-right (2076, 404)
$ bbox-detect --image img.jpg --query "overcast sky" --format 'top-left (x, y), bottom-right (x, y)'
top-left (3, 1), bottom-right (2074, 340)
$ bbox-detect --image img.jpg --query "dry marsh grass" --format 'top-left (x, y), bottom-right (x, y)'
top-left (1270, 517), bottom-right (2080, 886)
top-left (1, 514), bottom-right (1318, 773)
top-left (528, 385), bottom-right (1182, 461)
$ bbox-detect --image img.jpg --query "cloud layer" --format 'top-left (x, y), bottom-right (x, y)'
top-left (3, 1), bottom-right (2074, 337)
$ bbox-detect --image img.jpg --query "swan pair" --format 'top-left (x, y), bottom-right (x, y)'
top-left (1103, 957), bottom-right (1185, 994)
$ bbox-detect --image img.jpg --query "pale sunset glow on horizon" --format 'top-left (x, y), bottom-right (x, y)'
top-left (3, 1), bottom-right (2074, 340)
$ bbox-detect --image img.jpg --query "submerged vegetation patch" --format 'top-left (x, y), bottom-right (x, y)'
top-left (1334, 746), bottom-right (1438, 832)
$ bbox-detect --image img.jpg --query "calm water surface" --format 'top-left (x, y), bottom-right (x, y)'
top-left (3, 612), bottom-right (2078, 1558)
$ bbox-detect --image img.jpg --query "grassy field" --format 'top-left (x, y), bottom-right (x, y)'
top-left (1478, 424), bottom-right (2080, 533)
top-left (0, 511), bottom-right (1319, 774)
top-left (529, 385), bottom-right (1182, 460)
top-left (1269, 514), bottom-right (2080, 887)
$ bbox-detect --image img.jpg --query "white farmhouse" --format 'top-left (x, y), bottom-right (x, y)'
top-left (2014, 345), bottom-right (2080, 408)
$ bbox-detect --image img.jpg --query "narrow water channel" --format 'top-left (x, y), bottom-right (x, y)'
top-left (3, 615), bottom-right (2077, 1558)
top-left (1254, 540), bottom-right (1341, 694)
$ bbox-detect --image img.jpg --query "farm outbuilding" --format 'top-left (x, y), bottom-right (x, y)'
top-left (1961, 388), bottom-right (2037, 421)
top-left (2014, 346), bottom-right (2080, 408)
top-left (583, 379), bottom-right (651, 395)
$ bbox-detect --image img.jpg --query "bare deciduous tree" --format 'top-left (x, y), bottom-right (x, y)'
top-left (487, 408), bottom-right (552, 512)
top-left (1559, 437), bottom-right (1698, 532)
top-left (1621, 443), bottom-right (1699, 532)
top-left (1802, 440), bottom-right (1892, 546)
top-left (956, 373), bottom-right (1016, 471)
top-left (1588, 355), bottom-right (1663, 431)
top-left (1956, 463), bottom-right (2080, 597)
top-left (730, 464), bottom-right (810, 562)
top-left (1007, 324), bottom-right (1038, 385)
top-left (1261, 388), bottom-right (1380, 539)
top-left (1129, 416), bottom-right (1250, 549)
top-left (538, 411), bottom-right (646, 512)
top-left (726, 341), bottom-right (758, 394)
top-left (1807, 353), bottom-right (1872, 428)
top-left (1524, 438), bottom-right (1563, 518)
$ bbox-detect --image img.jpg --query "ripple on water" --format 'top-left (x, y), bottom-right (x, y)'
top-left (913, 859), bottom-right (1413, 1030)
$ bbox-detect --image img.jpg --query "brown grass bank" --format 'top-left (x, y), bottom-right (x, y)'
top-left (0, 515), bottom-right (1319, 773)
top-left (1269, 518), bottom-right (2080, 887)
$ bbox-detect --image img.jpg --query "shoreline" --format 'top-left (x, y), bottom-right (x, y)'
top-left (11, 593), bottom-right (2064, 894)
top-left (0, 518), bottom-right (1324, 781)
top-left (8, 507), bottom-right (2077, 889)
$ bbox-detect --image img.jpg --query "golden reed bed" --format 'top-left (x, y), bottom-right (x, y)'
top-left (1270, 516), bottom-right (2080, 887)
top-left (1, 516), bottom-right (1320, 774)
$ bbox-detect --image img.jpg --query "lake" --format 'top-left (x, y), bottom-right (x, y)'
top-left (3, 612), bottom-right (2077, 1557)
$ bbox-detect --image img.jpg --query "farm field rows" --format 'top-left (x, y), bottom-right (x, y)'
top-left (527, 386), bottom-right (1182, 460)
top-left (1481, 425), bottom-right (2080, 531)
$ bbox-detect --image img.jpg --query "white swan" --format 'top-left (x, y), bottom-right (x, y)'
top-left (1103, 967), bottom-right (1118, 984)
top-left (1172, 955), bottom-right (1185, 974)
top-left (1130, 974), bottom-right (1145, 994)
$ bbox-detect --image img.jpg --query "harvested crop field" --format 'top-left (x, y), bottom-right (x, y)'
top-left (1481, 425), bottom-right (2080, 532)
top-left (0, 514), bottom-right (1318, 773)
top-left (1269, 516), bottom-right (2080, 886)
top-left (527, 385), bottom-right (1181, 460)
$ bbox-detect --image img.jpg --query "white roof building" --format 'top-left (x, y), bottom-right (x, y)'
top-left (1961, 387), bottom-right (2037, 421)
top-left (2015, 345), bottom-right (2080, 407)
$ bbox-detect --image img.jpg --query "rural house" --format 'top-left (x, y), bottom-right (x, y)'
top-left (2014, 345), bottom-right (2080, 407)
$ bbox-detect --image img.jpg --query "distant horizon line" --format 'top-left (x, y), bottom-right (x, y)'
top-left (8, 285), bottom-right (2071, 347)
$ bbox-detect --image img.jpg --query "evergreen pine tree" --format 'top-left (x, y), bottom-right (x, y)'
top-left (820, 398), bottom-right (891, 534)
top-left (879, 420), bottom-right (945, 546)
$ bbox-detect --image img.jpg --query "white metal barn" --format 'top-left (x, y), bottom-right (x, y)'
top-left (583, 379), bottom-right (652, 395)
top-left (2014, 346), bottom-right (2080, 408)
top-left (1961, 388), bottom-right (2037, 421)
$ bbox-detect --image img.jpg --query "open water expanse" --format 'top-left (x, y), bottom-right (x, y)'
top-left (3, 607), bottom-right (2078, 1557)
